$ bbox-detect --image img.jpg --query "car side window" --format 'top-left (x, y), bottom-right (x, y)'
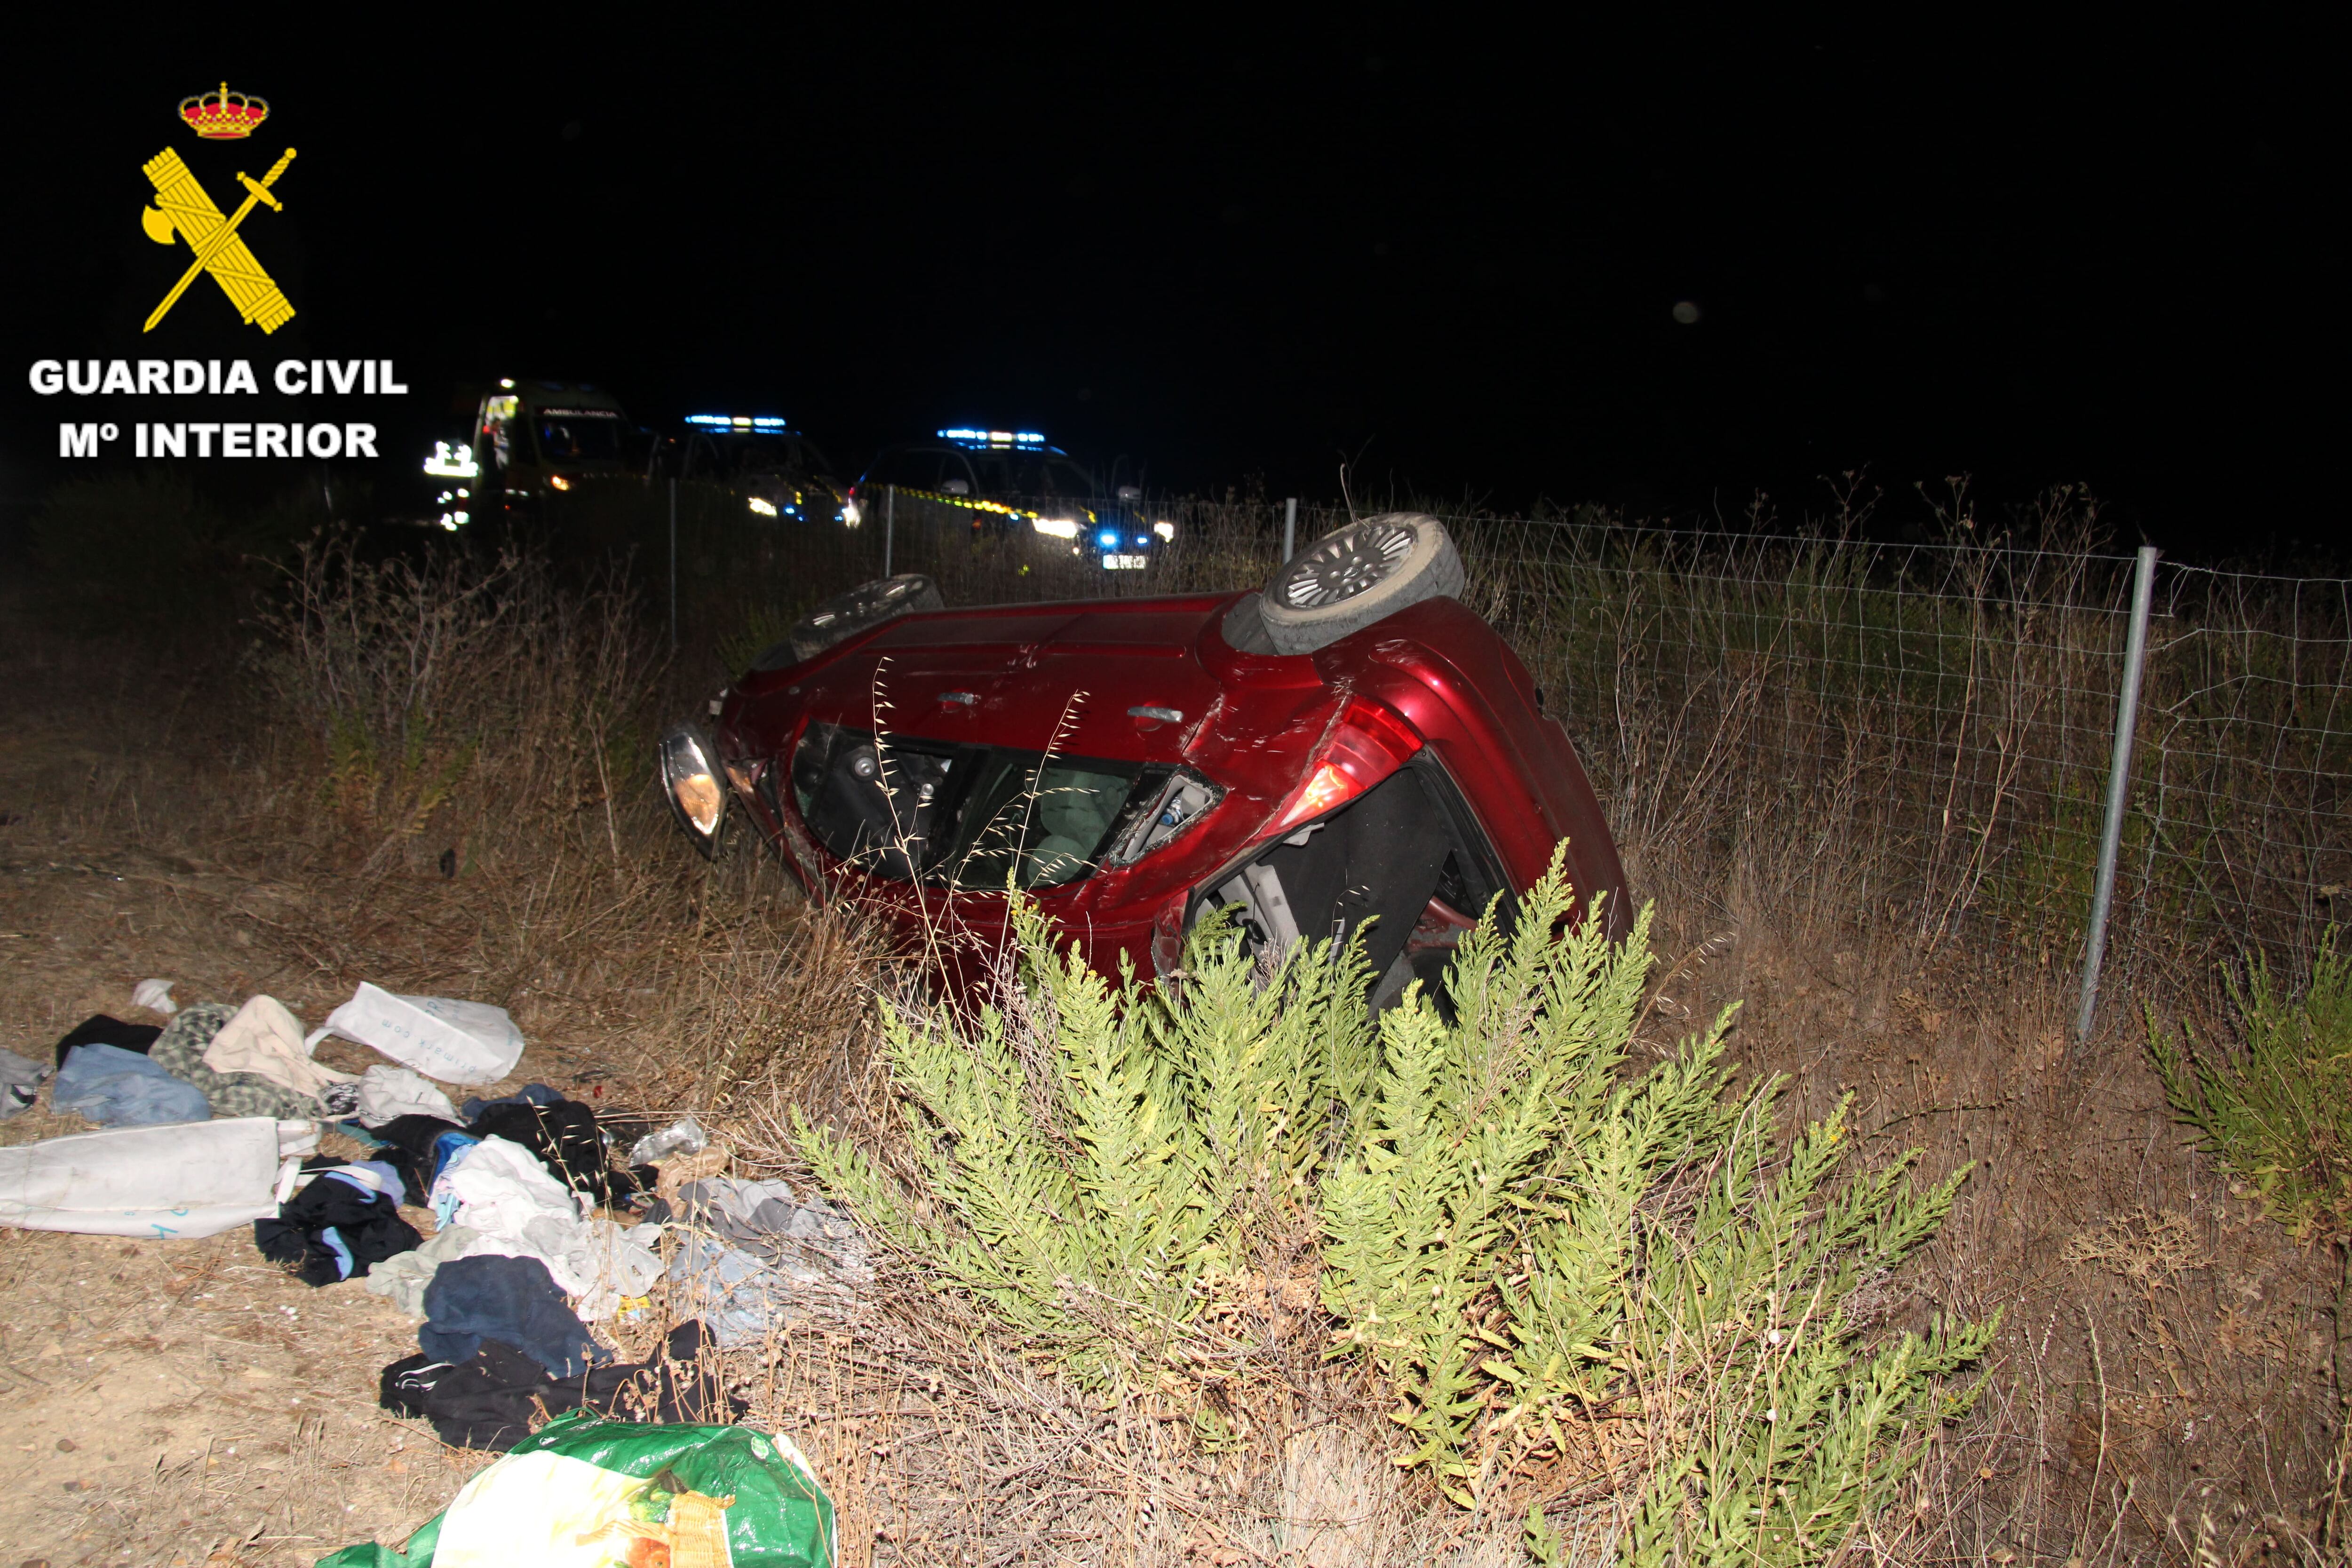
top-left (789, 722), bottom-right (1152, 891)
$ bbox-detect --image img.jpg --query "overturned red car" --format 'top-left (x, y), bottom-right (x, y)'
top-left (660, 514), bottom-right (1627, 1005)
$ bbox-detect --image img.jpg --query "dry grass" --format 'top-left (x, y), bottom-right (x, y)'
top-left (2, 505), bottom-right (2344, 1564)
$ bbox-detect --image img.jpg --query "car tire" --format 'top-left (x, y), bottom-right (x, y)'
top-left (759, 574), bottom-right (945, 670)
top-left (1258, 513), bottom-right (1465, 655)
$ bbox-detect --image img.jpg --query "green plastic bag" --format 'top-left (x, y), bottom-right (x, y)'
top-left (318, 1410), bottom-right (835, 1567)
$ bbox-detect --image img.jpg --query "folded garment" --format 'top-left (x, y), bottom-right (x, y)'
top-left (51, 1013), bottom-right (163, 1068)
top-left (419, 1253), bottom-right (604, 1377)
top-left (151, 1003), bottom-right (325, 1121)
top-left (379, 1321), bottom-right (741, 1451)
top-left (52, 1043), bottom-right (211, 1127)
top-left (254, 1161), bottom-right (421, 1287)
top-left (2, 1047), bottom-right (52, 1121)
top-left (203, 995), bottom-right (359, 1104)
top-left (364, 1223), bottom-right (478, 1318)
top-left (356, 1064), bottom-right (458, 1128)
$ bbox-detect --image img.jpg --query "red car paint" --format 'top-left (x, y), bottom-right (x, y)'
top-left (712, 590), bottom-right (1628, 985)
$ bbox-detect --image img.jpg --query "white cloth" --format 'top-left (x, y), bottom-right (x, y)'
top-left (439, 1136), bottom-right (659, 1319)
top-left (203, 995), bottom-right (357, 1100)
top-left (131, 978), bottom-right (177, 1016)
top-left (355, 1064), bottom-right (458, 1128)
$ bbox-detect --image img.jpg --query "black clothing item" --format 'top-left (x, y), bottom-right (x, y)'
top-left (420, 1253), bottom-right (603, 1377)
top-left (378, 1321), bottom-right (742, 1451)
top-left (52, 1013), bottom-right (161, 1068)
top-left (466, 1097), bottom-right (648, 1206)
top-left (254, 1169), bottom-right (421, 1288)
top-left (370, 1113), bottom-right (471, 1201)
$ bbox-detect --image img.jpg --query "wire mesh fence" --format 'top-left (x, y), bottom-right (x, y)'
top-left (570, 475), bottom-right (2351, 991)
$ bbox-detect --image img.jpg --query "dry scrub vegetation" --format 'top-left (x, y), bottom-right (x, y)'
top-left (0, 493), bottom-right (2343, 1565)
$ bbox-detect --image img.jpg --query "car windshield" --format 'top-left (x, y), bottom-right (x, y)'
top-left (536, 413), bottom-right (625, 463)
top-left (790, 721), bottom-right (1164, 891)
top-left (970, 454), bottom-right (1096, 501)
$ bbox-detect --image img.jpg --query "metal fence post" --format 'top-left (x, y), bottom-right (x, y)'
top-left (667, 477), bottom-right (678, 655)
top-left (1283, 497), bottom-right (1298, 561)
top-left (884, 484), bottom-right (895, 578)
top-left (2075, 544), bottom-right (2160, 1041)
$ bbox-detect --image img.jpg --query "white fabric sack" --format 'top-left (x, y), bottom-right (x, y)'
top-left (356, 1064), bottom-right (459, 1128)
top-left (305, 982), bottom-right (525, 1085)
top-left (0, 1117), bottom-right (306, 1239)
top-left (204, 995), bottom-right (358, 1101)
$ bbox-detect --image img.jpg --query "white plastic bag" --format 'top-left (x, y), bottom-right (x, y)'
top-left (0, 1117), bottom-right (309, 1239)
top-left (306, 982), bottom-right (525, 1086)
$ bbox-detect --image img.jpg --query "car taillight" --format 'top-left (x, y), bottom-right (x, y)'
top-left (1263, 699), bottom-right (1421, 837)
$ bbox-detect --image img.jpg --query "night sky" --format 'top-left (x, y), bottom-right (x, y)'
top-left (3, 18), bottom-right (2329, 556)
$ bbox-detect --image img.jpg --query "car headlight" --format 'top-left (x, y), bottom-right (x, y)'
top-left (1034, 517), bottom-right (1081, 539)
top-left (657, 725), bottom-right (726, 855)
top-left (1153, 520), bottom-right (1176, 541)
top-left (748, 496), bottom-right (778, 517)
top-left (843, 498), bottom-right (863, 527)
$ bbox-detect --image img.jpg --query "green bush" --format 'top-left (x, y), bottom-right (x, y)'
top-left (801, 848), bottom-right (1995, 1562)
top-left (2151, 934), bottom-right (2352, 1246)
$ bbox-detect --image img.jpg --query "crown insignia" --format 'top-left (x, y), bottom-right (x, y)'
top-left (179, 81), bottom-right (269, 140)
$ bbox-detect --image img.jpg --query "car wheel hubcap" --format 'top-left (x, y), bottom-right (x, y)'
top-left (1277, 522), bottom-right (1416, 609)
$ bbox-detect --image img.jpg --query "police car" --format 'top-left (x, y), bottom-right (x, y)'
top-left (675, 414), bottom-right (846, 525)
top-left (842, 429), bottom-right (1172, 570)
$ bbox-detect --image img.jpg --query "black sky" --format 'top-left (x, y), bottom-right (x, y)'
top-left (2, 16), bottom-right (2333, 555)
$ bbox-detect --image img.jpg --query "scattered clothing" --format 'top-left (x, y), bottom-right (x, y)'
top-left (255, 1160), bottom-right (421, 1287)
top-left (367, 1113), bottom-right (477, 1202)
top-left (151, 1002), bottom-right (326, 1120)
top-left (1, 1047), bottom-right (51, 1121)
top-left (666, 1234), bottom-right (793, 1349)
top-left (307, 982), bottom-right (525, 1085)
top-left (436, 1136), bottom-right (657, 1319)
top-left (675, 1177), bottom-right (870, 1281)
top-left (365, 1223), bottom-right (478, 1318)
top-left (50, 1012), bottom-right (162, 1068)
top-left (203, 994), bottom-right (358, 1104)
top-left (356, 1064), bottom-right (458, 1128)
top-left (467, 1096), bottom-right (648, 1206)
top-left (662, 1181), bottom-right (871, 1348)
top-left (377, 1321), bottom-right (743, 1452)
top-left (130, 978), bottom-right (177, 1016)
top-left (1, 1116), bottom-right (299, 1239)
top-left (459, 1081), bottom-right (563, 1121)
top-left (419, 1253), bottom-right (604, 1377)
top-left (52, 1042), bottom-right (211, 1126)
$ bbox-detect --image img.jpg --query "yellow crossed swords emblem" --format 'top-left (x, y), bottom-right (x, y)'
top-left (138, 146), bottom-right (297, 333)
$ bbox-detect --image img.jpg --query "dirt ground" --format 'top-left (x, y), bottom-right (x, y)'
top-left (0, 618), bottom-right (638, 1564)
top-left (1, 577), bottom-right (2343, 1565)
